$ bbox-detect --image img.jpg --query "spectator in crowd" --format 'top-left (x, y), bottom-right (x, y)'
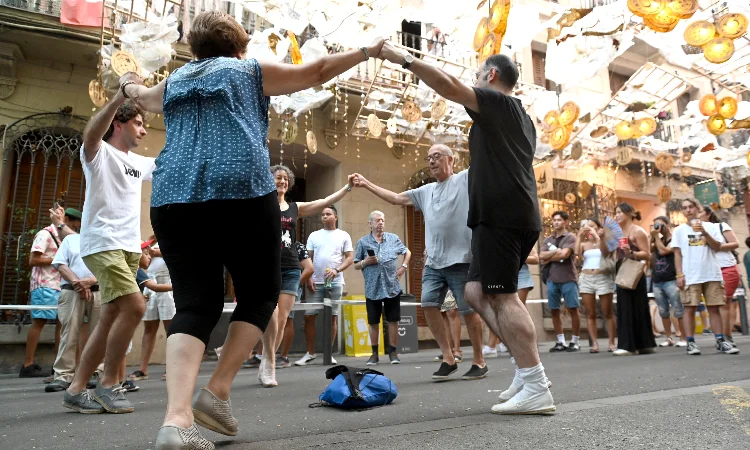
top-left (541, 211), bottom-right (581, 352)
top-left (650, 216), bottom-right (687, 348)
top-left (21, 208), bottom-right (81, 378)
top-left (354, 210), bottom-right (411, 365)
top-left (576, 218), bottom-right (615, 353)
top-left (295, 206), bottom-right (354, 366)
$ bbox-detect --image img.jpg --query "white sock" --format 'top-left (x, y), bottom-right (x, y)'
top-left (518, 363), bottom-right (548, 394)
top-left (509, 356), bottom-right (516, 366)
top-left (571, 336), bottom-right (580, 344)
top-left (557, 334), bottom-right (567, 345)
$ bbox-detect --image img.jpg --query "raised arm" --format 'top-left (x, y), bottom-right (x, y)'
top-left (82, 90), bottom-right (126, 163)
top-left (298, 182), bottom-right (351, 217)
top-left (379, 41), bottom-right (479, 113)
top-left (260, 38), bottom-right (384, 97)
top-left (49, 206), bottom-right (76, 240)
top-left (120, 75), bottom-right (166, 114)
top-left (353, 173), bottom-right (413, 206)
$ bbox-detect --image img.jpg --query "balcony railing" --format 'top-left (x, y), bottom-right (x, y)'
top-left (1, 0), bottom-right (60, 16)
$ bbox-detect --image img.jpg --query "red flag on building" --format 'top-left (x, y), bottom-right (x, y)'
top-left (60, 0), bottom-right (103, 27)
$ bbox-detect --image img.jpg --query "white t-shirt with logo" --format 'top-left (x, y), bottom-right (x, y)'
top-left (670, 222), bottom-right (723, 285)
top-left (80, 141), bottom-right (155, 258)
top-left (307, 228), bottom-right (353, 285)
top-left (714, 222), bottom-right (737, 268)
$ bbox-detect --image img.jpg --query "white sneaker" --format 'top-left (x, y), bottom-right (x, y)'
top-left (294, 352), bottom-right (316, 366)
top-left (331, 356), bottom-right (338, 365)
top-left (258, 358), bottom-right (277, 387)
top-left (613, 349), bottom-right (634, 356)
top-left (498, 343), bottom-right (509, 353)
top-left (675, 340), bottom-right (687, 347)
top-left (499, 378), bottom-right (553, 403)
top-left (482, 345), bottom-right (498, 357)
top-left (659, 338), bottom-right (674, 347)
top-left (492, 386), bottom-right (556, 415)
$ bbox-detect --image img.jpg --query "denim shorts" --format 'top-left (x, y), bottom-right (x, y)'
top-left (280, 268), bottom-right (302, 297)
top-left (517, 264), bottom-right (534, 290)
top-left (289, 285), bottom-right (304, 319)
top-left (30, 287), bottom-right (60, 320)
top-left (421, 263), bottom-right (473, 316)
top-left (653, 279), bottom-right (684, 319)
top-left (547, 281), bottom-right (580, 309)
top-left (305, 283), bottom-right (343, 316)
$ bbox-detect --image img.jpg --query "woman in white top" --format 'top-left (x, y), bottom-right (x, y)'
top-left (575, 218), bottom-right (615, 353)
top-left (700, 206), bottom-right (741, 343)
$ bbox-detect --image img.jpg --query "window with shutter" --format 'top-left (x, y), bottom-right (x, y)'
top-left (406, 205), bottom-right (427, 326)
top-left (609, 72), bottom-right (630, 95)
top-left (532, 51), bottom-right (546, 88)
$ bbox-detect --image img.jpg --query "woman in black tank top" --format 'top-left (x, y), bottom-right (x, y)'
top-left (257, 165), bottom-right (354, 386)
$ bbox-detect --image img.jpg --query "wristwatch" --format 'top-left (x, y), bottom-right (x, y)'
top-left (333, 268), bottom-right (340, 274)
top-left (57, 223), bottom-right (65, 231)
top-left (402, 53), bottom-right (414, 69)
top-left (401, 263), bottom-right (408, 269)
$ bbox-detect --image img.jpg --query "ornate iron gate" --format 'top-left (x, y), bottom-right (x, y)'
top-left (0, 113), bottom-right (87, 309)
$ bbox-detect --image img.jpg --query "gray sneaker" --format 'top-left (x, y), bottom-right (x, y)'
top-left (92, 384), bottom-right (134, 413)
top-left (155, 424), bottom-right (214, 450)
top-left (45, 379), bottom-right (71, 393)
top-left (62, 389), bottom-right (105, 414)
top-left (192, 388), bottom-right (238, 436)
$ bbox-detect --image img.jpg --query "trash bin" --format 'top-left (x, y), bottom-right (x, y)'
top-left (385, 293), bottom-right (419, 354)
top-left (342, 296), bottom-right (384, 357)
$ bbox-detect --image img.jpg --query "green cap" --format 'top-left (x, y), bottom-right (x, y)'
top-left (64, 208), bottom-right (82, 220)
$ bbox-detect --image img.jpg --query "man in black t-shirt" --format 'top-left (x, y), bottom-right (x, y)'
top-left (379, 43), bottom-right (553, 415)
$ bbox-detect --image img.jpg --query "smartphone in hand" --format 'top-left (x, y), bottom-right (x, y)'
top-left (366, 249), bottom-right (376, 257)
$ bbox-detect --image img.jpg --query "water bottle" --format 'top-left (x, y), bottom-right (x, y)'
top-left (325, 268), bottom-right (333, 289)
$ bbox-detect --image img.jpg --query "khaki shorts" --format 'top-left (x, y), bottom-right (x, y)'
top-left (83, 250), bottom-right (141, 304)
top-left (579, 272), bottom-right (615, 296)
top-left (680, 281), bottom-right (725, 307)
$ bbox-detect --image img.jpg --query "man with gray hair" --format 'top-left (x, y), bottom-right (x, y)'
top-left (353, 144), bottom-right (488, 381)
top-left (354, 210), bottom-right (411, 365)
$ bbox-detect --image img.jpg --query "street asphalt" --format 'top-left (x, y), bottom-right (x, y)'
top-left (2, 334), bottom-right (750, 450)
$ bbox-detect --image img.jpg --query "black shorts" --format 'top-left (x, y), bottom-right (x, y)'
top-left (365, 293), bottom-right (401, 325)
top-left (468, 224), bottom-right (539, 294)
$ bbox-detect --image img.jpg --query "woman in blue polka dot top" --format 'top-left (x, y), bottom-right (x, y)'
top-left (120, 10), bottom-right (384, 449)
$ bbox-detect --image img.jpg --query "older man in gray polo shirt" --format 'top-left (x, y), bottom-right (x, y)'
top-left (353, 144), bottom-right (488, 382)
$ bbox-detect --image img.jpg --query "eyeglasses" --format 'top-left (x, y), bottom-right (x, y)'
top-left (424, 154), bottom-right (445, 163)
top-left (471, 71), bottom-right (482, 83)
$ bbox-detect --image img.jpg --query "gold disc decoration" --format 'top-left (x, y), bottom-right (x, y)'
top-left (306, 130), bottom-right (317, 154)
top-left (543, 110), bottom-right (560, 129)
top-left (88, 79), bottom-right (107, 107)
top-left (684, 20), bottom-right (716, 47)
top-left (703, 37), bottom-right (735, 64)
top-left (431, 99), bottom-right (448, 122)
top-left (706, 114), bottom-right (727, 135)
top-left (565, 192), bottom-right (577, 204)
top-left (281, 120), bottom-right (298, 145)
top-left (549, 126), bottom-right (570, 151)
top-left (719, 193), bottom-right (737, 209)
top-left (615, 121), bottom-right (634, 140)
top-left (616, 146), bottom-right (632, 165)
top-left (728, 117), bottom-right (750, 129)
top-left (648, 9), bottom-right (680, 31)
top-left (559, 101), bottom-right (580, 126)
top-left (479, 33), bottom-right (501, 61)
top-left (590, 126), bottom-right (609, 138)
top-left (287, 31), bottom-right (303, 64)
top-left (386, 116), bottom-right (398, 134)
top-left (635, 117), bottom-right (657, 136)
top-left (718, 96), bottom-right (738, 119)
top-left (716, 13), bottom-right (748, 39)
top-left (666, 0), bottom-right (698, 19)
top-left (488, 0), bottom-right (511, 34)
top-left (628, 0), bottom-right (664, 18)
top-left (367, 113), bottom-right (382, 137)
top-left (401, 101), bottom-right (422, 123)
top-left (473, 17), bottom-right (490, 52)
top-left (698, 94), bottom-right (718, 116)
top-left (680, 166), bottom-right (692, 177)
top-left (540, 131), bottom-right (550, 144)
top-left (657, 185), bottom-right (672, 204)
top-left (655, 153), bottom-right (674, 172)
top-left (571, 141), bottom-right (583, 160)
top-left (578, 181), bottom-right (592, 198)
top-left (386, 135), bottom-right (394, 148)
top-left (111, 51), bottom-right (140, 76)
top-left (681, 151), bottom-right (692, 162)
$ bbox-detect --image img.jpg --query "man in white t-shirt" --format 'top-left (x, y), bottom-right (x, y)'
top-left (294, 205), bottom-right (354, 366)
top-left (63, 89), bottom-right (157, 415)
top-left (671, 198), bottom-right (739, 356)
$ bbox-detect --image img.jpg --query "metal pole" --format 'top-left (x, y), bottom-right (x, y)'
top-left (739, 293), bottom-right (749, 336)
top-left (322, 301), bottom-right (332, 365)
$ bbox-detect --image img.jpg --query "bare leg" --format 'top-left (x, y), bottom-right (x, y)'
top-left (77, 322), bottom-right (89, 366)
top-left (700, 309), bottom-right (709, 331)
top-left (569, 308), bottom-right (581, 338)
top-left (551, 310), bottom-right (563, 337)
top-left (67, 304), bottom-right (116, 393)
top-left (280, 318), bottom-right (294, 357)
top-left (259, 308), bottom-right (278, 384)
top-left (721, 303), bottom-right (732, 340)
top-left (303, 315), bottom-right (316, 355)
top-left (330, 315), bottom-right (338, 349)
top-left (600, 294), bottom-right (616, 350)
top-left (683, 306), bottom-right (697, 337)
top-left (463, 312), bottom-right (486, 366)
top-left (423, 306), bottom-right (455, 365)
top-left (23, 318), bottom-right (47, 367)
top-left (447, 309), bottom-right (461, 356)
top-left (205, 321), bottom-right (263, 400)
top-left (119, 354), bottom-right (127, 383)
top-left (369, 323), bottom-right (380, 347)
top-left (161, 333), bottom-right (205, 428)
top-left (707, 306), bottom-right (723, 335)
top-left (660, 316), bottom-right (673, 340)
top-left (273, 294), bottom-right (296, 353)
top-left (441, 312), bottom-right (456, 354)
top-left (464, 282), bottom-right (540, 368)
top-left (670, 316), bottom-right (681, 337)
top-left (139, 320), bottom-right (160, 374)
top-left (387, 322), bottom-right (399, 349)
top-left (581, 294), bottom-right (598, 351)
top-left (488, 331), bottom-right (500, 348)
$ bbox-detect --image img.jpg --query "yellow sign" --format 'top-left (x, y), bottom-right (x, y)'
top-left (534, 162), bottom-right (553, 195)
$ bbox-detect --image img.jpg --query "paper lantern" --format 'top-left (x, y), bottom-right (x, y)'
top-left (703, 37), bottom-right (735, 64)
top-left (657, 185), bottom-right (672, 203)
top-left (550, 126), bottom-right (570, 151)
top-left (718, 97), bottom-right (738, 119)
top-left (717, 13), bottom-right (748, 39)
top-left (628, 0), bottom-right (664, 18)
top-left (684, 20), bottom-right (716, 46)
top-left (698, 94), bottom-right (718, 116)
top-left (636, 117), bottom-right (657, 136)
top-left (615, 121), bottom-right (634, 140)
top-left (473, 17), bottom-right (490, 52)
top-left (666, 0), bottom-right (698, 19)
top-left (559, 101), bottom-right (580, 126)
top-left (706, 114), bottom-right (727, 135)
top-left (543, 110), bottom-right (560, 129)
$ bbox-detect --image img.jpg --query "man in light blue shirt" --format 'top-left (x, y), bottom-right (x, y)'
top-left (354, 211), bottom-right (411, 365)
